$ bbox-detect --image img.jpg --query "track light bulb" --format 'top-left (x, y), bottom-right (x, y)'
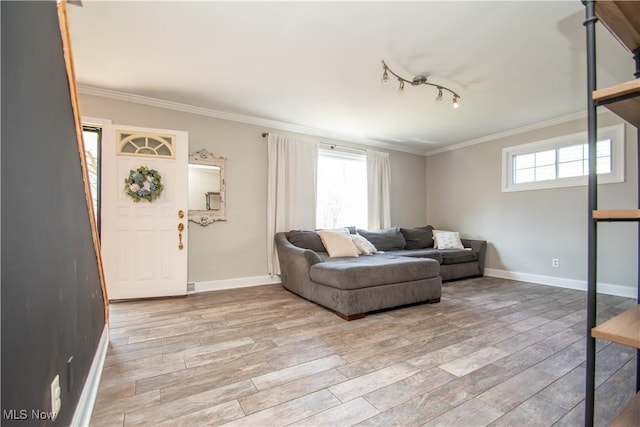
top-left (453, 95), bottom-right (460, 109)
top-left (435, 88), bottom-right (443, 102)
top-left (398, 79), bottom-right (404, 93)
top-left (381, 68), bottom-right (389, 85)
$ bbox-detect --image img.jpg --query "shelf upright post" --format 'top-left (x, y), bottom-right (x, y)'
top-left (635, 47), bottom-right (640, 395)
top-left (583, 1), bottom-right (598, 426)
top-left (634, 77), bottom-right (640, 393)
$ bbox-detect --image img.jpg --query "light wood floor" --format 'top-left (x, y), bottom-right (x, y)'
top-left (91, 277), bottom-right (637, 426)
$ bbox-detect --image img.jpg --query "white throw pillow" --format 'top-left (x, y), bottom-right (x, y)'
top-left (351, 234), bottom-right (377, 255)
top-left (317, 230), bottom-right (359, 258)
top-left (433, 230), bottom-right (464, 250)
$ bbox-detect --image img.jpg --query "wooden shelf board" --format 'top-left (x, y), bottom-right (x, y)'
top-left (594, 80), bottom-right (640, 103)
top-left (602, 99), bottom-right (640, 129)
top-left (593, 209), bottom-right (640, 220)
top-left (609, 391), bottom-right (640, 427)
top-left (591, 305), bottom-right (640, 349)
top-left (593, 80), bottom-right (640, 128)
top-left (595, 0), bottom-right (640, 52)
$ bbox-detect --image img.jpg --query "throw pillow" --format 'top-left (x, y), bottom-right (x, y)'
top-left (317, 230), bottom-right (359, 258)
top-left (286, 230), bottom-right (326, 252)
top-left (356, 227), bottom-right (407, 251)
top-left (433, 230), bottom-right (464, 250)
top-left (431, 229), bottom-right (448, 249)
top-left (400, 227), bottom-right (434, 249)
top-left (351, 234), bottom-right (377, 255)
top-left (415, 225), bottom-right (435, 247)
top-left (318, 227), bottom-right (353, 234)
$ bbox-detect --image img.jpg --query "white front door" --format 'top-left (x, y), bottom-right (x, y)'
top-left (101, 124), bottom-right (188, 300)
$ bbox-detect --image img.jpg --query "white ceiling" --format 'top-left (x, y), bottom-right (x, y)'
top-left (67, 1), bottom-right (634, 154)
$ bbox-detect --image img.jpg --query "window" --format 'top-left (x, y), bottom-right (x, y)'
top-left (316, 146), bottom-right (367, 229)
top-left (83, 126), bottom-right (101, 227)
top-left (502, 124), bottom-right (624, 192)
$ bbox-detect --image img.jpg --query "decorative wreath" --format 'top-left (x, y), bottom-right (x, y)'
top-left (124, 165), bottom-right (163, 202)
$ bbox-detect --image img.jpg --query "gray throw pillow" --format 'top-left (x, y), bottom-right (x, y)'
top-left (286, 230), bottom-right (326, 252)
top-left (416, 225), bottom-right (435, 247)
top-left (401, 227), bottom-right (434, 249)
top-left (357, 227), bottom-right (407, 251)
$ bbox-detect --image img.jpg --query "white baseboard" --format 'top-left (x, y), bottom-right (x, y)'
top-left (484, 268), bottom-right (637, 299)
top-left (192, 275), bottom-right (282, 294)
top-left (71, 325), bottom-right (109, 427)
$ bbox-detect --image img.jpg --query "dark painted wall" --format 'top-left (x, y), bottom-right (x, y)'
top-left (1, 2), bottom-right (106, 426)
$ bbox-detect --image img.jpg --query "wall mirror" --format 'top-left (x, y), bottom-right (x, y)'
top-left (188, 149), bottom-right (226, 226)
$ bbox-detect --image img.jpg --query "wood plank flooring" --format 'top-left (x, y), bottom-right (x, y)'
top-left (91, 277), bottom-right (637, 426)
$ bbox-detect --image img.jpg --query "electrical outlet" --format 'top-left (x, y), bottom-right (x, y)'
top-left (50, 375), bottom-right (61, 420)
top-left (552, 258), bottom-right (559, 268)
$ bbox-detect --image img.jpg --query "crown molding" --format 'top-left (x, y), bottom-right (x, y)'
top-left (78, 85), bottom-right (603, 158)
top-left (424, 111), bottom-right (593, 157)
top-left (77, 85), bottom-right (427, 156)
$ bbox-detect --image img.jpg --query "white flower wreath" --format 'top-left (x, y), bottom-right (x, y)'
top-left (124, 165), bottom-right (163, 202)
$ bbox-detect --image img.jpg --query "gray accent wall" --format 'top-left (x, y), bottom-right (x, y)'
top-left (79, 94), bottom-right (427, 283)
top-left (426, 113), bottom-right (638, 291)
top-left (2, 2), bottom-right (106, 425)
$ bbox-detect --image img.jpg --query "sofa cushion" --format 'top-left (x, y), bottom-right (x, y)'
top-left (286, 230), bottom-right (326, 252)
top-left (400, 227), bottom-right (434, 249)
top-left (317, 252), bottom-right (331, 261)
top-left (441, 249), bottom-right (478, 265)
top-left (310, 255), bottom-right (439, 290)
top-left (357, 227), bottom-right (406, 251)
top-left (386, 249), bottom-right (443, 264)
top-left (317, 230), bottom-right (359, 258)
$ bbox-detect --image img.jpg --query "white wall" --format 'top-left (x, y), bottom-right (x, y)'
top-left (79, 94), bottom-right (427, 283)
top-left (426, 112), bottom-right (638, 294)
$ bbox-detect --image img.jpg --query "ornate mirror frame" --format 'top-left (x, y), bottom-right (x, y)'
top-left (188, 149), bottom-right (227, 226)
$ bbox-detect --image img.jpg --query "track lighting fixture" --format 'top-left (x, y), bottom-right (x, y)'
top-left (381, 60), bottom-right (461, 108)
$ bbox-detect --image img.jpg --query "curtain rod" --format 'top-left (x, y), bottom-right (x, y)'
top-left (261, 132), bottom-right (366, 153)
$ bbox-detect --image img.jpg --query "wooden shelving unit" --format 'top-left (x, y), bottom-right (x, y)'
top-left (593, 209), bottom-right (640, 221)
top-left (594, 1), bottom-right (640, 53)
top-left (609, 392), bottom-right (640, 427)
top-left (585, 1), bottom-right (640, 426)
top-left (593, 80), bottom-right (640, 128)
top-left (592, 305), bottom-right (640, 348)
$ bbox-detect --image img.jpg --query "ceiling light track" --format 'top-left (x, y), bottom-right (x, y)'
top-left (381, 60), bottom-right (460, 108)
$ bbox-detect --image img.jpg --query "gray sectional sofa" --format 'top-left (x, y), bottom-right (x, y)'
top-left (274, 226), bottom-right (487, 320)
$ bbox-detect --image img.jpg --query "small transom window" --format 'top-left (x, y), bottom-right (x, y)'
top-left (502, 124), bottom-right (624, 192)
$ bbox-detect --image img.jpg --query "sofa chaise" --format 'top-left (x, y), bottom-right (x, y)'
top-left (274, 226), bottom-right (487, 320)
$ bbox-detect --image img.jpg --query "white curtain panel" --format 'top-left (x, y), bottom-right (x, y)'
top-left (366, 150), bottom-right (391, 230)
top-left (267, 133), bottom-right (318, 275)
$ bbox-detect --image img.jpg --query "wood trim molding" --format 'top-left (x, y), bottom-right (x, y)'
top-left (57, 0), bottom-right (109, 322)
